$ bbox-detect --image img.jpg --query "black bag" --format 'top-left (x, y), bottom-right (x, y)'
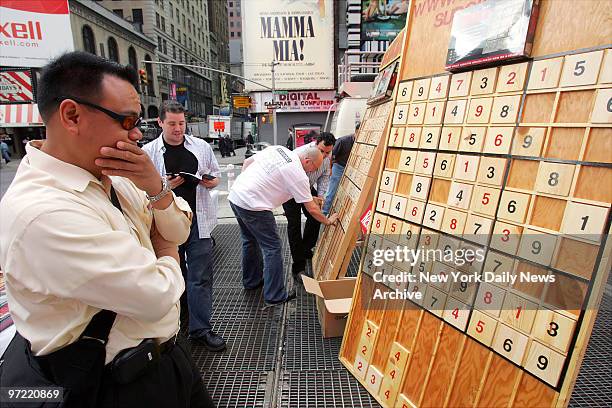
top-left (0, 309), bottom-right (116, 408)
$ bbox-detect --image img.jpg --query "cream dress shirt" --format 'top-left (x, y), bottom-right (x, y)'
top-left (0, 142), bottom-right (192, 363)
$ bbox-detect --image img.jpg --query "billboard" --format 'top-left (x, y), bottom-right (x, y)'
top-left (0, 0), bottom-right (73, 68)
top-left (242, 0), bottom-right (334, 92)
top-left (250, 90), bottom-right (336, 113)
top-left (0, 69), bottom-right (34, 103)
top-left (361, 0), bottom-right (408, 42)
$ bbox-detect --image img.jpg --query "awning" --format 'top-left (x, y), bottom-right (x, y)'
top-left (0, 104), bottom-right (44, 127)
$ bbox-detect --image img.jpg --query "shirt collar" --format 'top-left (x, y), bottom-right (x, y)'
top-left (25, 141), bottom-right (101, 193)
top-left (158, 132), bottom-right (192, 151)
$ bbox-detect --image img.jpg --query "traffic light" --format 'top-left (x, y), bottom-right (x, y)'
top-left (138, 69), bottom-right (148, 85)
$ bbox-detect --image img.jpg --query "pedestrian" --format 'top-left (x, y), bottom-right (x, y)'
top-left (228, 145), bottom-right (339, 305)
top-left (247, 131), bottom-right (254, 147)
top-left (283, 131), bottom-right (336, 279)
top-left (322, 123), bottom-right (358, 215)
top-left (143, 100), bottom-right (226, 352)
top-left (0, 51), bottom-right (214, 407)
top-left (218, 130), bottom-right (226, 157)
top-left (225, 134), bottom-right (236, 156)
top-left (0, 140), bottom-right (11, 163)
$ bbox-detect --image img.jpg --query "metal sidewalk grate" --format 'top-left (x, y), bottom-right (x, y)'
top-left (277, 370), bottom-right (379, 408)
top-left (212, 287), bottom-right (283, 321)
top-left (569, 274), bottom-right (612, 407)
top-left (193, 318), bottom-right (281, 371)
top-left (202, 371), bottom-right (271, 408)
top-left (283, 285), bottom-right (345, 371)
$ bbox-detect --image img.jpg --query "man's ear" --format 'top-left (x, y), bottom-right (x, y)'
top-left (157, 117), bottom-right (163, 127)
top-left (58, 100), bottom-right (81, 135)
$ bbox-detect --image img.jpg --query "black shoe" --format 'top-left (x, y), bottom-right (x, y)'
top-left (190, 330), bottom-right (226, 352)
top-left (264, 288), bottom-right (297, 307)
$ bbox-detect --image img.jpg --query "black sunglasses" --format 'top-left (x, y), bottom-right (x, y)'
top-left (58, 96), bottom-right (142, 130)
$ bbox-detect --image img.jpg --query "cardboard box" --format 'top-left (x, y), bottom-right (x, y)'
top-left (302, 275), bottom-right (357, 338)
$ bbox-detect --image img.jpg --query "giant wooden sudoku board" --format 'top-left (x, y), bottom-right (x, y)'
top-left (313, 99), bottom-right (392, 280)
top-left (339, 24), bottom-right (612, 408)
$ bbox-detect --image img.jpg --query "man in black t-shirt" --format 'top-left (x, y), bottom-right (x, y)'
top-left (144, 101), bottom-right (226, 352)
top-left (322, 123), bottom-right (358, 215)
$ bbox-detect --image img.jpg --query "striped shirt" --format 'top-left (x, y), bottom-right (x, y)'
top-left (294, 141), bottom-right (331, 197)
top-left (144, 134), bottom-right (220, 238)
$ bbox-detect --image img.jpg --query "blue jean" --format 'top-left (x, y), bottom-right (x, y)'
top-left (230, 202), bottom-right (288, 304)
top-left (179, 216), bottom-right (214, 337)
top-left (322, 163), bottom-right (345, 215)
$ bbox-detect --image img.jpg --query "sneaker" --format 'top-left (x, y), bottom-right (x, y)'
top-left (190, 330), bottom-right (227, 352)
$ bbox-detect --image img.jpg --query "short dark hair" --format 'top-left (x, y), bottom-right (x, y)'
top-left (317, 131), bottom-right (336, 147)
top-left (159, 100), bottom-right (186, 121)
top-left (37, 51), bottom-right (139, 122)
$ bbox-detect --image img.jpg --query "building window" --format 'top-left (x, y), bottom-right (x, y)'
top-left (161, 16), bottom-right (166, 31)
top-left (132, 8), bottom-right (143, 24)
top-left (157, 36), bottom-right (162, 50)
top-left (163, 39), bottom-right (167, 54)
top-left (82, 25), bottom-right (96, 54)
top-left (230, 32), bottom-right (234, 38)
top-left (237, 31), bottom-right (241, 37)
top-left (173, 45), bottom-right (176, 59)
top-left (230, 21), bottom-right (234, 27)
top-left (230, 11), bottom-right (233, 17)
top-left (107, 37), bottom-right (119, 62)
top-left (145, 54), bottom-right (155, 95)
top-left (171, 24), bottom-right (174, 37)
top-left (156, 13), bottom-right (160, 28)
top-left (112, 9), bottom-right (123, 18)
top-left (229, 1), bottom-right (233, 7)
top-left (237, 10), bottom-right (241, 17)
top-left (128, 46), bottom-right (138, 69)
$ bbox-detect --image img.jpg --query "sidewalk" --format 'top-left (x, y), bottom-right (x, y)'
top-left (0, 159), bottom-right (20, 199)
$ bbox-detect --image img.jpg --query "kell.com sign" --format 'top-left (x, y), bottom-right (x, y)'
top-left (0, 0), bottom-right (73, 68)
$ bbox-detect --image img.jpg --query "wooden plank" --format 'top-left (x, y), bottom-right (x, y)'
top-left (400, 312), bottom-right (442, 402)
top-left (420, 324), bottom-right (465, 407)
top-left (340, 274), bottom-right (375, 364)
top-left (477, 354), bottom-right (523, 407)
top-left (371, 299), bottom-right (405, 369)
top-left (447, 338), bottom-right (491, 407)
top-left (512, 372), bottom-right (558, 407)
top-left (531, 0), bottom-right (612, 57)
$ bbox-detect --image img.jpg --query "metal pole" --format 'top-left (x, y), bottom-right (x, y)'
top-left (142, 60), bottom-right (273, 91)
top-left (271, 61), bottom-right (277, 146)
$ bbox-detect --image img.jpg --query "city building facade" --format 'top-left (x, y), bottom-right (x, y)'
top-left (209, 0), bottom-right (230, 113)
top-left (71, 0), bottom-right (160, 118)
top-left (97, 0), bottom-right (215, 118)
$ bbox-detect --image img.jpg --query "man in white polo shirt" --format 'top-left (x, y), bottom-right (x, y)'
top-left (228, 145), bottom-right (339, 305)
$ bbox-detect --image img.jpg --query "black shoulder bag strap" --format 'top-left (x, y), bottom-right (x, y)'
top-left (79, 185), bottom-right (123, 343)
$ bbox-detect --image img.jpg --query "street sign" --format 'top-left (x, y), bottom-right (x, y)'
top-left (233, 95), bottom-right (251, 109)
top-left (266, 102), bottom-right (282, 109)
top-left (274, 90), bottom-right (289, 95)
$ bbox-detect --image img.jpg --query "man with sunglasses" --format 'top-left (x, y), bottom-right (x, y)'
top-left (0, 52), bottom-right (214, 407)
top-left (283, 131), bottom-right (336, 280)
top-left (143, 101), bottom-right (226, 352)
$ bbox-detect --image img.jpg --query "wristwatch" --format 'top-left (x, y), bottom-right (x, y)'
top-left (146, 177), bottom-right (171, 204)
